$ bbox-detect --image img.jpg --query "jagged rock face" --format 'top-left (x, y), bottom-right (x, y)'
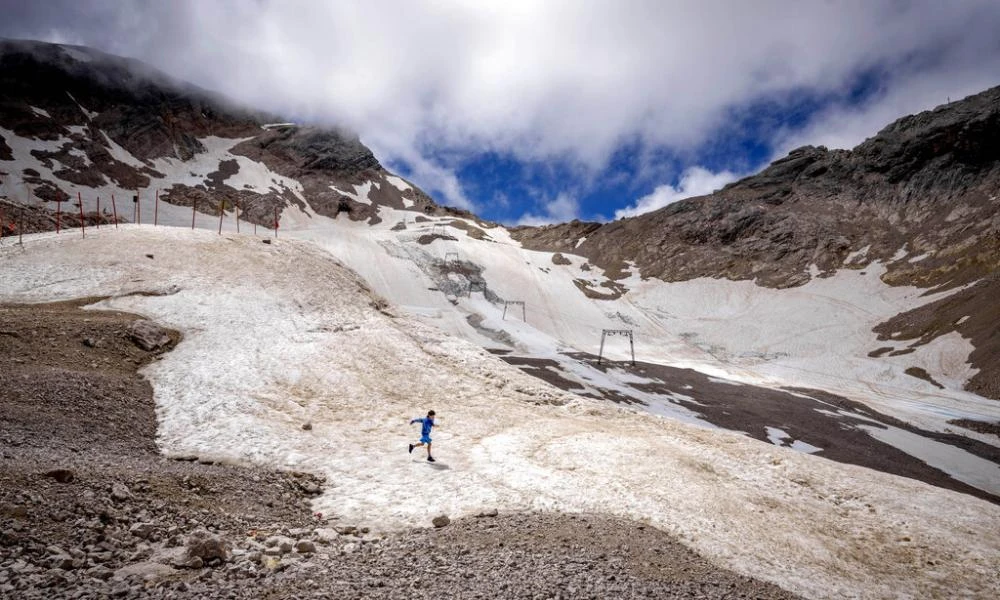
top-left (513, 87), bottom-right (1000, 292)
top-left (0, 40), bottom-right (262, 158)
top-left (0, 39), bottom-right (437, 226)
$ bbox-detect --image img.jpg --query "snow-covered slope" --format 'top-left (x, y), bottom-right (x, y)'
top-left (2, 227), bottom-right (999, 600)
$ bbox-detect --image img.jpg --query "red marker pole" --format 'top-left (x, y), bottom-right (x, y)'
top-left (218, 201), bottom-right (224, 235)
top-left (273, 207), bottom-right (278, 238)
top-left (111, 194), bottom-right (118, 228)
top-left (154, 188), bottom-right (159, 226)
top-left (78, 192), bottom-right (86, 238)
top-left (55, 197), bottom-right (61, 233)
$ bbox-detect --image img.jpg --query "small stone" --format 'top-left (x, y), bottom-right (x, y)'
top-left (110, 483), bottom-right (131, 502)
top-left (129, 523), bottom-right (156, 540)
top-left (313, 528), bottom-right (339, 544)
top-left (83, 338), bottom-right (97, 348)
top-left (145, 254), bottom-right (154, 259)
top-left (262, 239), bottom-right (272, 245)
top-left (294, 540), bottom-right (316, 554)
top-left (301, 422), bottom-right (312, 431)
top-left (432, 515), bottom-right (450, 528)
top-left (342, 543), bottom-right (358, 554)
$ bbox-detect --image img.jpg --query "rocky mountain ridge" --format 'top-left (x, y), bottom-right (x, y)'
top-left (0, 39), bottom-right (461, 228)
top-left (513, 86), bottom-right (1000, 293)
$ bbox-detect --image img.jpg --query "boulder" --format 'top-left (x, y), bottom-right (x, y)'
top-left (129, 523), bottom-right (156, 540)
top-left (184, 530), bottom-right (230, 564)
top-left (128, 320), bottom-right (171, 351)
top-left (432, 515), bottom-right (450, 528)
top-left (110, 482), bottom-right (131, 501)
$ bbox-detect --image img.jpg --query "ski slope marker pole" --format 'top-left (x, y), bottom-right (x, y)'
top-left (78, 192), bottom-right (85, 238)
top-left (111, 194), bottom-right (118, 228)
top-left (55, 197), bottom-right (61, 233)
top-left (235, 202), bottom-right (240, 234)
top-left (192, 199), bottom-right (196, 230)
top-left (96, 197), bottom-right (100, 229)
top-left (274, 207), bottom-right (278, 238)
top-left (154, 188), bottom-right (159, 226)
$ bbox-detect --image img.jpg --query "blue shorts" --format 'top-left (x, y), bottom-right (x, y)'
top-left (420, 435), bottom-right (432, 444)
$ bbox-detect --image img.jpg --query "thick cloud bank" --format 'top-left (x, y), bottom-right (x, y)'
top-left (3, 0), bottom-right (999, 216)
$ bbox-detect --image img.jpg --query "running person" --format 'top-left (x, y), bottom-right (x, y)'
top-left (408, 410), bottom-right (438, 462)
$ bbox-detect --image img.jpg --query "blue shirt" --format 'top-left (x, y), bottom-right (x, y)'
top-left (411, 417), bottom-right (434, 437)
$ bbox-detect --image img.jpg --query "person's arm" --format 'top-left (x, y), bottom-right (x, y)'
top-left (410, 418), bottom-right (420, 425)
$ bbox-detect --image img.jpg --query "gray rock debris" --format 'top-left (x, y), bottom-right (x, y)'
top-left (128, 320), bottom-right (171, 351)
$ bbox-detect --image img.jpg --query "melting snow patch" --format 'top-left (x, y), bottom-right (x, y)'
top-left (29, 106), bottom-right (51, 119)
top-left (956, 316), bottom-right (970, 326)
top-left (908, 253), bottom-right (931, 263)
top-left (844, 244), bottom-right (870, 264)
top-left (766, 426), bottom-right (822, 454)
top-left (858, 424), bottom-right (1000, 496)
top-left (575, 237), bottom-right (587, 248)
top-left (385, 175), bottom-right (411, 192)
top-left (766, 426), bottom-right (790, 446)
top-left (707, 376), bottom-right (743, 386)
top-left (330, 181), bottom-right (373, 205)
top-left (789, 440), bottom-right (822, 454)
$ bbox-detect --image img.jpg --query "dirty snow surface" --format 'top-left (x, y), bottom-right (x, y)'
top-left (2, 226), bottom-right (999, 600)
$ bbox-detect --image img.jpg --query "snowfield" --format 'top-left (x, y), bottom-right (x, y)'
top-left (2, 226), bottom-right (999, 600)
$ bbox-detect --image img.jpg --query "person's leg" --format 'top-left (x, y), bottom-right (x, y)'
top-left (426, 442), bottom-right (432, 458)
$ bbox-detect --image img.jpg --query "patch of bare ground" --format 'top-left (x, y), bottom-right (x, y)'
top-left (904, 366), bottom-right (945, 388)
top-left (949, 419), bottom-right (1000, 437)
top-left (446, 219), bottom-right (491, 241)
top-left (416, 233), bottom-right (458, 245)
top-left (873, 274), bottom-right (1000, 400)
top-left (572, 278), bottom-right (626, 300)
top-left (1, 300), bottom-right (803, 599)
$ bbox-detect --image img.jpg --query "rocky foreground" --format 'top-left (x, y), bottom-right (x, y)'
top-left (0, 300), bottom-right (802, 599)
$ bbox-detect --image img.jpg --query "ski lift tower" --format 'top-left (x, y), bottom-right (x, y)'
top-left (597, 329), bottom-right (635, 366)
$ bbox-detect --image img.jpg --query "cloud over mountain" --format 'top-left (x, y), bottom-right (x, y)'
top-left (3, 0), bottom-right (1000, 217)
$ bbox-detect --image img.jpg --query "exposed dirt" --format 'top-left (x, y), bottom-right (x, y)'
top-left (0, 300), bottom-right (803, 598)
top-left (873, 274), bottom-right (1000, 400)
top-left (949, 419), bottom-right (1000, 437)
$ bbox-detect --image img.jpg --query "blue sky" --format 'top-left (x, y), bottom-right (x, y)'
top-left (4, 1), bottom-right (1000, 225)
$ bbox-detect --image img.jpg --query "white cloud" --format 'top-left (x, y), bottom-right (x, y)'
top-left (615, 167), bottom-right (740, 219)
top-left (4, 1), bottom-right (1000, 213)
top-left (515, 192), bottom-right (580, 226)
